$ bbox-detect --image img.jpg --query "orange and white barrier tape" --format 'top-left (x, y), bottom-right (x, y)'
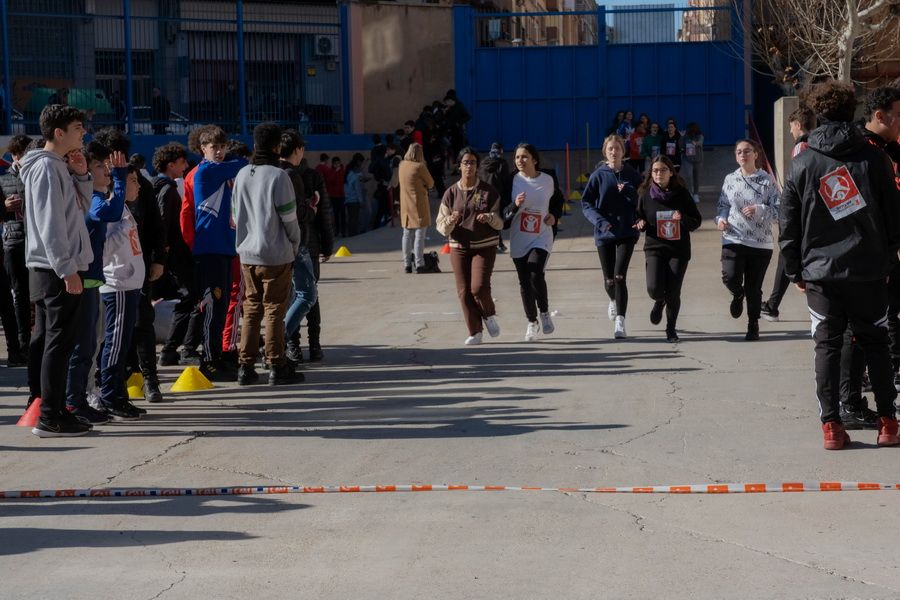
top-left (0, 481), bottom-right (898, 499)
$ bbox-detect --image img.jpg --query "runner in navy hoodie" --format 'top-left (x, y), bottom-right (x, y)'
top-left (190, 125), bottom-right (248, 381)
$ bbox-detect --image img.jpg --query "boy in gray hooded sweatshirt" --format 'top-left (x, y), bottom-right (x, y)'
top-left (20, 104), bottom-right (94, 437)
top-left (233, 123), bottom-right (302, 386)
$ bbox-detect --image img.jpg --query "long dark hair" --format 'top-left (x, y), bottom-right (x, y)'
top-left (638, 156), bottom-right (686, 193)
top-left (514, 142), bottom-right (540, 171)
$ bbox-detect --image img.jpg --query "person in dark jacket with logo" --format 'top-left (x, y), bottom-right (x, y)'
top-left (0, 134), bottom-right (31, 365)
top-left (780, 80), bottom-right (900, 450)
top-left (634, 156), bottom-right (702, 342)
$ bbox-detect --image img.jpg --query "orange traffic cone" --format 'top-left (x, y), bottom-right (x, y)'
top-left (440, 243), bottom-right (451, 254)
top-left (17, 397), bottom-right (42, 427)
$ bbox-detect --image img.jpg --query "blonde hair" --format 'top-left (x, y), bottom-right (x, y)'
top-left (602, 134), bottom-right (625, 159)
top-left (404, 142), bottom-right (424, 163)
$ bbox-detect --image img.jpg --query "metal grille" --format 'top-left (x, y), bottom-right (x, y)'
top-left (2, 0), bottom-right (344, 136)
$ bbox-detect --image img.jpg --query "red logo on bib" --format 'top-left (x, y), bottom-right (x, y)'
top-left (819, 166), bottom-right (861, 210)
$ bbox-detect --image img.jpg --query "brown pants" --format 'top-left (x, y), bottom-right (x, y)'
top-left (450, 246), bottom-right (497, 336)
top-left (239, 263), bottom-right (293, 367)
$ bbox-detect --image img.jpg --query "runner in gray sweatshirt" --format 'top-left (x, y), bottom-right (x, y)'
top-left (19, 104), bottom-right (94, 437)
top-left (233, 123), bottom-right (302, 386)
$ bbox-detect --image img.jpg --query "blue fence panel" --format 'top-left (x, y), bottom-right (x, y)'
top-left (459, 4), bottom-right (746, 151)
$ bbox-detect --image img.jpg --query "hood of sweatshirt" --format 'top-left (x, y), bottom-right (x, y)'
top-left (807, 121), bottom-right (867, 159)
top-left (19, 149), bottom-right (63, 177)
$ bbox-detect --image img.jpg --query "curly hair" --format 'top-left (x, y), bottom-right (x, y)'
top-left (6, 134), bottom-right (32, 157)
top-left (189, 124), bottom-right (227, 153)
top-left (805, 80), bottom-right (857, 123)
top-left (92, 127), bottom-right (131, 154)
top-left (152, 142), bottom-right (188, 173)
top-left (863, 86), bottom-right (900, 120)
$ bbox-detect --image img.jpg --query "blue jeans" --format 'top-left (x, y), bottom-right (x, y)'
top-left (284, 248), bottom-right (318, 338)
top-left (66, 287), bottom-right (100, 409)
top-left (100, 289), bottom-right (140, 407)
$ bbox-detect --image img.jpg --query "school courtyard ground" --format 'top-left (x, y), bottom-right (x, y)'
top-left (2, 147), bottom-right (899, 598)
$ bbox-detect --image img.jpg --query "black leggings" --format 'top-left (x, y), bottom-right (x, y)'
top-left (721, 244), bottom-right (773, 321)
top-left (645, 252), bottom-right (689, 329)
top-left (513, 248), bottom-right (550, 322)
top-left (597, 240), bottom-right (636, 317)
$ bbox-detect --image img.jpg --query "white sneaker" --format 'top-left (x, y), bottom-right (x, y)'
top-left (524, 321), bottom-right (539, 342)
top-left (484, 315), bottom-right (501, 338)
top-left (464, 332), bottom-right (483, 345)
top-left (608, 300), bottom-right (617, 320)
top-left (614, 315), bottom-right (627, 339)
top-left (539, 311), bottom-right (555, 334)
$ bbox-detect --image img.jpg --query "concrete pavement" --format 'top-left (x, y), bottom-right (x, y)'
top-left (2, 184), bottom-right (900, 599)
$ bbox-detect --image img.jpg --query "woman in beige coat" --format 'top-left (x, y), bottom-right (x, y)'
top-left (399, 143), bottom-right (435, 273)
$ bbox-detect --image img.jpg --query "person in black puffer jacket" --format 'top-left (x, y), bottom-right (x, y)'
top-left (0, 134), bottom-right (32, 365)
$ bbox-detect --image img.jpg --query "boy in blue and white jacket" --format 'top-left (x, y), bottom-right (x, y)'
top-left (98, 166), bottom-right (146, 421)
top-left (190, 125), bottom-right (248, 380)
top-left (64, 143), bottom-right (127, 426)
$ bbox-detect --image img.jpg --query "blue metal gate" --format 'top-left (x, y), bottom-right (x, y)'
top-left (454, 4), bottom-right (747, 151)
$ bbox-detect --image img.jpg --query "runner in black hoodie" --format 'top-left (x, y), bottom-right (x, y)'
top-left (779, 80), bottom-right (900, 450)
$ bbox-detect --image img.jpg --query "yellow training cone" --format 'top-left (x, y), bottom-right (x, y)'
top-left (568, 190), bottom-right (582, 200)
top-left (170, 366), bottom-right (214, 392)
top-left (576, 173), bottom-right (588, 184)
top-left (563, 203), bottom-right (572, 215)
top-left (334, 246), bottom-right (352, 257)
top-left (127, 372), bottom-right (144, 399)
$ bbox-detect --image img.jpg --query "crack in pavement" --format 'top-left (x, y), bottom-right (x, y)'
top-left (597, 375), bottom-right (686, 450)
top-left (99, 432), bottom-right (207, 488)
top-left (186, 462), bottom-right (295, 484)
top-left (129, 530), bottom-right (187, 600)
top-left (567, 492), bottom-right (900, 594)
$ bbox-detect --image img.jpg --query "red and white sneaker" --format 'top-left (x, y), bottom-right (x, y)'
top-left (822, 421), bottom-right (850, 450)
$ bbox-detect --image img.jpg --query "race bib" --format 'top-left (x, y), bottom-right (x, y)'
top-left (685, 142), bottom-right (696, 157)
top-left (656, 211), bottom-right (680, 241)
top-left (666, 142), bottom-right (677, 156)
top-left (819, 166), bottom-right (866, 221)
top-left (651, 146), bottom-right (660, 158)
top-left (520, 210), bottom-right (542, 234)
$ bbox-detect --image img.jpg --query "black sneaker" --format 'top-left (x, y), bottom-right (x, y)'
top-left (745, 320), bottom-right (760, 341)
top-left (286, 342), bottom-right (303, 364)
top-left (840, 404), bottom-right (879, 430)
top-left (221, 350), bottom-right (239, 370)
top-left (6, 350), bottom-right (27, 367)
top-left (405, 265), bottom-right (412, 274)
top-left (650, 300), bottom-right (665, 325)
top-left (143, 378), bottom-right (164, 403)
top-left (125, 400), bottom-right (147, 415)
top-left (308, 345), bottom-right (324, 362)
top-left (158, 348), bottom-right (180, 366)
top-left (730, 294), bottom-right (744, 319)
top-left (32, 415), bottom-right (92, 438)
top-left (237, 364), bottom-right (260, 386)
top-left (59, 408), bottom-right (94, 430)
top-left (760, 302), bottom-right (779, 322)
top-left (179, 348), bottom-right (202, 365)
top-left (199, 360), bottom-right (237, 383)
top-left (67, 404), bottom-right (110, 425)
top-left (269, 362), bottom-right (305, 386)
top-left (665, 327), bottom-right (679, 343)
top-left (102, 402), bottom-right (142, 421)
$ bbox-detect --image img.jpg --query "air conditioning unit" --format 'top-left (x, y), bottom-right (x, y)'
top-left (314, 35), bottom-right (338, 57)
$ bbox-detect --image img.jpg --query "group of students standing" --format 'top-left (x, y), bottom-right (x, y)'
top-left (6, 104), bottom-right (334, 438)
